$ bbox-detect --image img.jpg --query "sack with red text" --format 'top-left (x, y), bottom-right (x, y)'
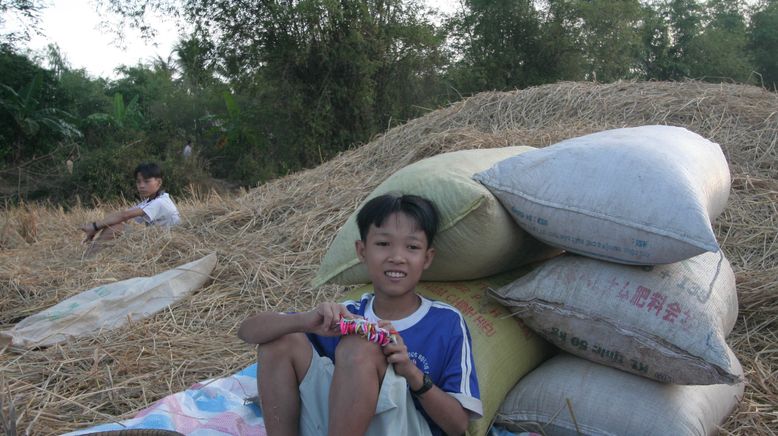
top-left (489, 251), bottom-right (739, 385)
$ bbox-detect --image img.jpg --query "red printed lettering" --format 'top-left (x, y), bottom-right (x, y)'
top-left (646, 292), bottom-right (666, 316)
top-left (663, 302), bottom-right (681, 323)
top-left (680, 309), bottom-right (694, 330)
top-left (454, 300), bottom-right (477, 318)
top-left (630, 286), bottom-right (651, 308)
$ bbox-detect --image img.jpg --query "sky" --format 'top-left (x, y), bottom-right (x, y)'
top-left (15, 1), bottom-right (182, 78)
top-left (6, 0), bottom-right (460, 80)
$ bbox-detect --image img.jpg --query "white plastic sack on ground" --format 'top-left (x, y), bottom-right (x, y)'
top-left (489, 251), bottom-right (740, 385)
top-left (0, 253), bottom-right (217, 348)
top-left (474, 125), bottom-right (730, 265)
top-left (496, 352), bottom-right (745, 436)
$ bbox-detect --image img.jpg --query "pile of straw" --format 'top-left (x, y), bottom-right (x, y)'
top-left (1, 80), bottom-right (776, 434)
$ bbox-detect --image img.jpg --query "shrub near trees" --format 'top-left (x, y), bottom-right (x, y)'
top-left (1, 0), bottom-right (777, 203)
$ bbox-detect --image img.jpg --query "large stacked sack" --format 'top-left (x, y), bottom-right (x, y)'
top-left (488, 251), bottom-right (740, 385)
top-left (495, 353), bottom-right (744, 435)
top-left (473, 125), bottom-right (730, 265)
top-left (475, 125), bottom-right (743, 433)
top-left (313, 146), bottom-right (559, 287)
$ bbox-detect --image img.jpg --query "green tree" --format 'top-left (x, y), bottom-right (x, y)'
top-left (0, 0), bottom-right (45, 46)
top-left (639, 2), bottom-right (675, 80)
top-left (174, 35), bottom-right (216, 91)
top-left (87, 92), bottom-right (143, 130)
top-left (450, 0), bottom-right (644, 88)
top-left (573, 0), bottom-right (645, 82)
top-left (748, 0), bottom-right (778, 90)
top-left (533, 0), bottom-right (588, 83)
top-left (0, 44), bottom-right (50, 91)
top-left (448, 0), bottom-right (545, 92)
top-left (0, 74), bottom-right (81, 162)
top-left (684, 0), bottom-right (752, 82)
top-left (665, 0), bottom-right (704, 78)
top-left (106, 63), bottom-right (182, 153)
top-left (200, 91), bottom-right (270, 182)
top-left (97, 0), bottom-right (447, 175)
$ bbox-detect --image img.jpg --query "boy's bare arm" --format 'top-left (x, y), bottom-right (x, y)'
top-left (237, 302), bottom-right (352, 345)
top-left (80, 208), bottom-right (144, 239)
top-left (412, 383), bottom-right (470, 435)
top-left (100, 208), bottom-right (145, 227)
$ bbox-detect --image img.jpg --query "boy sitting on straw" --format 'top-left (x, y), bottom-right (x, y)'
top-left (79, 162), bottom-right (180, 255)
top-left (238, 193), bottom-right (482, 436)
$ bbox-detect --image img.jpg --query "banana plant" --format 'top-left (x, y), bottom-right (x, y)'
top-left (86, 92), bottom-right (143, 130)
top-left (0, 74), bottom-right (82, 162)
top-left (201, 91), bottom-right (257, 150)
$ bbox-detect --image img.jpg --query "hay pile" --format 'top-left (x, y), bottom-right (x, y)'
top-left (1, 80), bottom-right (776, 434)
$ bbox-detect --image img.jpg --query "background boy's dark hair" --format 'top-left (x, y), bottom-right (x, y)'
top-left (134, 162), bottom-right (163, 179)
top-left (356, 193), bottom-right (439, 246)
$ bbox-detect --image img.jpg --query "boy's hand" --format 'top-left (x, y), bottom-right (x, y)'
top-left (306, 302), bottom-right (353, 337)
top-left (378, 321), bottom-right (424, 385)
top-left (80, 224), bottom-right (97, 242)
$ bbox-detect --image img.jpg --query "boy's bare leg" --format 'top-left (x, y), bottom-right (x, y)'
top-left (257, 333), bottom-right (313, 436)
top-left (328, 335), bottom-right (388, 436)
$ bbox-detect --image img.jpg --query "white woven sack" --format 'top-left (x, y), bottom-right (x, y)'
top-left (473, 125), bottom-right (731, 265)
top-left (496, 353), bottom-right (744, 436)
top-left (489, 250), bottom-right (740, 385)
top-left (312, 147), bottom-right (559, 287)
top-left (0, 253), bottom-right (217, 348)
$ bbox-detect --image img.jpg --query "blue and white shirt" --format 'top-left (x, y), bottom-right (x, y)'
top-left (307, 293), bottom-right (483, 435)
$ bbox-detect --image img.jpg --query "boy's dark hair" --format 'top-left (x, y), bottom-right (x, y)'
top-left (356, 193), bottom-right (439, 246)
top-left (134, 162), bottom-right (163, 179)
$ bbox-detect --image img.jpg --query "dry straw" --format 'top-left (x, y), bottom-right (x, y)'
top-left (1, 80), bottom-right (776, 434)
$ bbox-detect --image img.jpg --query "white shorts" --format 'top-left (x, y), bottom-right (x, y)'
top-left (298, 345), bottom-right (433, 436)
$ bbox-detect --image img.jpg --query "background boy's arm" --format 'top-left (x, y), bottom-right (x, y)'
top-left (237, 302), bottom-right (351, 345)
top-left (80, 208), bottom-right (144, 239)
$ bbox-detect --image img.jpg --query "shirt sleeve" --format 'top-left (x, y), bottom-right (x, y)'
top-left (140, 198), bottom-right (163, 222)
top-left (437, 315), bottom-right (483, 418)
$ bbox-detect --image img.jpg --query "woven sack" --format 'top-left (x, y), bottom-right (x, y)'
top-left (474, 125), bottom-right (730, 265)
top-left (313, 146), bottom-right (559, 287)
top-left (489, 251), bottom-right (739, 385)
top-left (496, 352), bottom-right (744, 436)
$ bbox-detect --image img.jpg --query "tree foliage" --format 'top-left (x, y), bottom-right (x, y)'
top-left (0, 0), bottom-right (45, 46)
top-left (0, 73), bottom-right (81, 162)
top-left (448, 0), bottom-right (546, 92)
top-left (1, 0), bottom-right (777, 203)
top-left (748, 0), bottom-right (778, 90)
top-left (684, 0), bottom-right (752, 82)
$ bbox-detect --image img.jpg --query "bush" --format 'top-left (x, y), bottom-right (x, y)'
top-left (21, 143), bottom-right (212, 205)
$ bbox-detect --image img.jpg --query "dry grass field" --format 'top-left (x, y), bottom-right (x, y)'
top-left (1, 80), bottom-right (776, 434)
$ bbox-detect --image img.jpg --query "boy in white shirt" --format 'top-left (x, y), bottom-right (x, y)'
top-left (80, 162), bottom-right (180, 253)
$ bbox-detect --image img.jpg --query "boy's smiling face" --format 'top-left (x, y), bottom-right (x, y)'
top-left (355, 211), bottom-right (435, 304)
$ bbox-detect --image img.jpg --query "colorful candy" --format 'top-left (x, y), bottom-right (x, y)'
top-left (339, 316), bottom-right (397, 346)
